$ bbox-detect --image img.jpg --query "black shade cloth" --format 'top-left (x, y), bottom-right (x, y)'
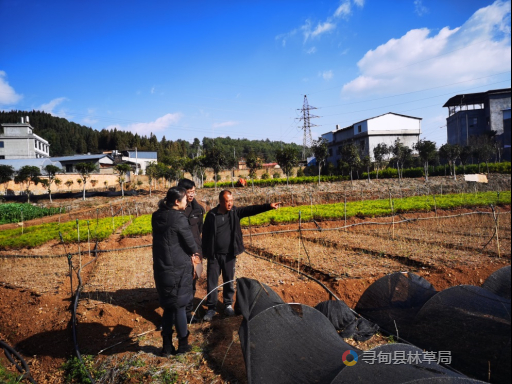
top-left (410, 285), bottom-right (511, 384)
top-left (240, 303), bottom-right (358, 384)
top-left (355, 272), bottom-right (437, 336)
top-left (482, 265), bottom-right (511, 300)
top-left (331, 344), bottom-right (472, 384)
top-left (234, 277), bottom-right (285, 321)
top-left (315, 300), bottom-right (379, 341)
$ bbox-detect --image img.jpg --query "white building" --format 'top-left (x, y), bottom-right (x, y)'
top-left (121, 150), bottom-right (157, 175)
top-left (0, 117), bottom-right (50, 159)
top-left (322, 112), bottom-right (422, 165)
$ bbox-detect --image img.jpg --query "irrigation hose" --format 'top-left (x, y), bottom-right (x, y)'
top-left (0, 340), bottom-right (37, 384)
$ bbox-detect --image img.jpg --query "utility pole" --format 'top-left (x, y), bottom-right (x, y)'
top-left (297, 95), bottom-right (319, 161)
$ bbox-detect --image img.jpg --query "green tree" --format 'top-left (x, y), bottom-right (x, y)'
top-left (0, 165), bottom-right (15, 194)
top-left (340, 143), bottom-right (360, 183)
top-left (75, 162), bottom-right (98, 200)
top-left (459, 145), bottom-right (473, 174)
top-left (373, 143), bottom-right (389, 180)
top-left (203, 146), bottom-right (228, 190)
top-left (114, 163), bottom-right (132, 198)
top-left (145, 162), bottom-right (159, 196)
top-left (439, 144), bottom-right (461, 180)
top-left (42, 164), bottom-right (62, 203)
top-left (276, 146), bottom-right (299, 186)
top-left (312, 138), bottom-right (329, 185)
top-left (414, 139), bottom-right (437, 181)
top-left (245, 150), bottom-right (262, 192)
top-left (391, 139), bottom-right (412, 180)
top-left (14, 165), bottom-right (41, 203)
top-left (361, 155), bottom-right (372, 183)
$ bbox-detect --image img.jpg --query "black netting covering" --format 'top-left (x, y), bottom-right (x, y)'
top-left (239, 303), bottom-right (357, 384)
top-left (315, 300), bottom-right (379, 341)
top-left (402, 379), bottom-right (488, 383)
top-left (482, 265), bottom-right (511, 300)
top-left (409, 285), bottom-right (511, 384)
top-left (234, 278), bottom-right (285, 321)
top-left (330, 344), bottom-right (475, 384)
top-left (354, 272), bottom-right (437, 336)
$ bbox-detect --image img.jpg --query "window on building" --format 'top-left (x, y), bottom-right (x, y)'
top-left (66, 164), bottom-right (73, 173)
top-left (0, 156), bottom-right (5, 159)
top-left (472, 117), bottom-right (478, 126)
top-left (0, 141), bottom-right (4, 148)
top-left (358, 125), bottom-right (362, 133)
top-left (328, 148), bottom-right (333, 156)
top-left (360, 140), bottom-right (365, 152)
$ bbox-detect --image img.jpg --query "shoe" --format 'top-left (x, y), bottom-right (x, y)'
top-left (224, 305), bottom-right (235, 317)
top-left (160, 334), bottom-right (176, 357)
top-left (203, 309), bottom-right (216, 322)
top-left (176, 331), bottom-right (192, 355)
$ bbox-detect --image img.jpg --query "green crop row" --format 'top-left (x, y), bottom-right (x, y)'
top-left (122, 214), bottom-right (152, 237)
top-left (0, 216), bottom-right (132, 249)
top-left (0, 203), bottom-right (65, 224)
top-left (239, 191), bottom-right (510, 226)
top-left (120, 191), bottom-right (509, 237)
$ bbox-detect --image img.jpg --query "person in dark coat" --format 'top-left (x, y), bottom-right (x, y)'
top-left (177, 178), bottom-right (205, 323)
top-left (152, 186), bottom-right (199, 356)
top-left (202, 190), bottom-right (282, 321)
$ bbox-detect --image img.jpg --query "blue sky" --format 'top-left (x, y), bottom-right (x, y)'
top-left (1, 0), bottom-right (510, 147)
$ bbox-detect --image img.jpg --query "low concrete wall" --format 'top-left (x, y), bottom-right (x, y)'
top-left (2, 174), bottom-right (150, 195)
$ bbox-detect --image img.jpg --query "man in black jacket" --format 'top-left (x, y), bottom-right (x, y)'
top-left (202, 190), bottom-right (281, 321)
top-left (178, 179), bottom-right (205, 323)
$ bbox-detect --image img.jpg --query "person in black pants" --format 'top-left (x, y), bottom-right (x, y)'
top-left (202, 190), bottom-right (282, 321)
top-left (177, 178), bottom-right (205, 323)
top-left (152, 187), bottom-right (200, 356)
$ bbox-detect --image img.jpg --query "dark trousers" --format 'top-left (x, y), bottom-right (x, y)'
top-left (186, 271), bottom-right (197, 320)
top-left (162, 305), bottom-right (188, 339)
top-left (206, 254), bottom-right (236, 310)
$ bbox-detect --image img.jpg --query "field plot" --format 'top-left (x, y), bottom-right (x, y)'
top-left (246, 210), bottom-right (511, 280)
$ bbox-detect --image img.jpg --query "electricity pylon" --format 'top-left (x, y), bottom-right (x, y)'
top-left (297, 95), bottom-right (319, 161)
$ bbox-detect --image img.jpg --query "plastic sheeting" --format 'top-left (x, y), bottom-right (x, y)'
top-left (315, 300), bottom-right (379, 341)
top-left (240, 303), bottom-right (357, 384)
top-left (355, 272), bottom-right (437, 336)
top-left (411, 285), bottom-right (511, 384)
top-left (482, 265), bottom-right (511, 300)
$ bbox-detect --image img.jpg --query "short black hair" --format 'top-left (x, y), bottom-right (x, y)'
top-left (178, 178), bottom-right (195, 190)
top-left (165, 186), bottom-right (187, 207)
top-left (219, 190), bottom-right (232, 201)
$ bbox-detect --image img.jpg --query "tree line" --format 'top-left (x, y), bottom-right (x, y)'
top-left (0, 111), bottom-right (301, 162)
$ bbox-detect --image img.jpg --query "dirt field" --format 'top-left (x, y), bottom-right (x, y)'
top-left (0, 175), bottom-right (510, 383)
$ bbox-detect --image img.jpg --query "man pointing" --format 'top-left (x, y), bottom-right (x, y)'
top-left (202, 190), bottom-right (282, 321)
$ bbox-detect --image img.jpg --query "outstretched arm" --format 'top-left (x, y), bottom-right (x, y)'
top-left (237, 202), bottom-right (283, 219)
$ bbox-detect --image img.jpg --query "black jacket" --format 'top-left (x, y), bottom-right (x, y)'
top-left (202, 204), bottom-right (272, 260)
top-left (183, 198), bottom-right (205, 255)
top-left (152, 206), bottom-right (198, 308)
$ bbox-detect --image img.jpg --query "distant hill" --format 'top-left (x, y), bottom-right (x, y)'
top-left (0, 110), bottom-right (302, 162)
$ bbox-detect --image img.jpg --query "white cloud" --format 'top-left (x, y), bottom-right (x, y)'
top-left (320, 70), bottom-right (334, 80)
top-left (106, 113), bottom-right (183, 136)
top-left (39, 97), bottom-right (69, 117)
top-left (334, 1), bottom-right (351, 18)
top-left (0, 71), bottom-right (22, 105)
top-left (342, 0), bottom-right (511, 95)
top-left (277, 0), bottom-right (364, 45)
top-left (306, 47), bottom-right (317, 54)
top-left (212, 121), bottom-right (239, 129)
top-left (414, 0), bottom-right (429, 16)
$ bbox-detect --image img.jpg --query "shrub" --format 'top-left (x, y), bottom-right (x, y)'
top-left (261, 172), bottom-right (270, 180)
